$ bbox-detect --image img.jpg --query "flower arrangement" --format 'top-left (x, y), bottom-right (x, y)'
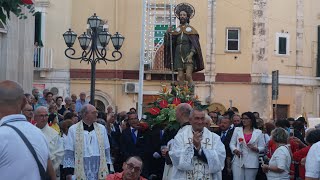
top-left (144, 85), bottom-right (207, 130)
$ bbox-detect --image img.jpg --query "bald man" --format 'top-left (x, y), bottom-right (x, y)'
top-left (162, 103), bottom-right (192, 180)
top-left (34, 106), bottom-right (64, 174)
top-left (63, 104), bottom-right (112, 180)
top-left (0, 80), bottom-right (55, 180)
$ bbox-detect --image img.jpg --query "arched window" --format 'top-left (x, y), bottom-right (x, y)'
top-left (95, 100), bottom-right (106, 112)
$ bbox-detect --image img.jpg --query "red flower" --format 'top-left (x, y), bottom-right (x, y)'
top-left (159, 100), bottom-right (168, 109)
top-left (172, 98), bottom-right (181, 106)
top-left (139, 122), bottom-right (149, 131)
top-left (150, 107), bottom-right (160, 115)
top-left (21, 0), bottom-right (33, 4)
top-left (186, 100), bottom-right (193, 106)
top-left (238, 138), bottom-right (244, 142)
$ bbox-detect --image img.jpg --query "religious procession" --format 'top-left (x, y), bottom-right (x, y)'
top-left (1, 0), bottom-right (320, 180)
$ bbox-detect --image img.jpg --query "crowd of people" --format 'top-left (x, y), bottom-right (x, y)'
top-left (1, 80), bottom-right (320, 180)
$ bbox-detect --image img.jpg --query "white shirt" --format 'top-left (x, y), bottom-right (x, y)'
top-left (305, 141), bottom-right (320, 178)
top-left (0, 114), bottom-right (49, 180)
top-left (266, 145), bottom-right (291, 180)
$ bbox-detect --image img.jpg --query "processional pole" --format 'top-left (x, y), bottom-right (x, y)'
top-left (169, 1), bottom-right (174, 85)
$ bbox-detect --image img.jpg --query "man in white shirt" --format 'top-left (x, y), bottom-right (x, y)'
top-left (305, 141), bottom-right (320, 180)
top-left (34, 106), bottom-right (64, 174)
top-left (75, 92), bottom-right (89, 113)
top-left (0, 80), bottom-right (55, 180)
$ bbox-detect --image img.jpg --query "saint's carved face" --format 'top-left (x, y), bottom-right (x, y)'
top-left (179, 11), bottom-right (188, 24)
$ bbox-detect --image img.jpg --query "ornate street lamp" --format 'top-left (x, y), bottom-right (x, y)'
top-left (63, 13), bottom-right (124, 105)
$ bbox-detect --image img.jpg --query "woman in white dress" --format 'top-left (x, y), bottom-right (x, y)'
top-left (262, 128), bottom-right (291, 180)
top-left (230, 112), bottom-right (265, 180)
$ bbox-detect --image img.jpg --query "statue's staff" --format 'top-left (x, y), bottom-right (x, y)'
top-left (169, 2), bottom-right (174, 84)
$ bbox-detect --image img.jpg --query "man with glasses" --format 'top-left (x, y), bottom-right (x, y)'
top-left (106, 156), bottom-right (146, 180)
top-left (35, 106), bottom-right (64, 176)
top-left (22, 103), bottom-right (36, 124)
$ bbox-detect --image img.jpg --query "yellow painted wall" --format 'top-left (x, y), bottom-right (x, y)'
top-left (66, 0), bottom-right (207, 71)
top-left (267, 0), bottom-right (297, 76)
top-left (215, 0), bottom-right (253, 73)
top-left (45, 0), bottom-right (72, 69)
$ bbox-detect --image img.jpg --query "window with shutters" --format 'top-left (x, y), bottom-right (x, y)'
top-left (34, 12), bottom-right (42, 46)
top-left (226, 28), bottom-right (240, 52)
top-left (143, 1), bottom-right (177, 71)
top-left (275, 33), bottom-right (290, 56)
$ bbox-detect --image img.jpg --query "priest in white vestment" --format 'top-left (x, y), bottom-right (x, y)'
top-left (63, 104), bottom-right (112, 180)
top-left (169, 108), bottom-right (226, 180)
top-left (34, 106), bottom-right (64, 173)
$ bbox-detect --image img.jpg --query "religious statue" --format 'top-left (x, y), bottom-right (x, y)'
top-left (164, 3), bottom-right (204, 87)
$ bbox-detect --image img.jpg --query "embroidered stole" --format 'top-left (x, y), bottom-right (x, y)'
top-left (75, 121), bottom-right (109, 180)
top-left (184, 128), bottom-right (215, 180)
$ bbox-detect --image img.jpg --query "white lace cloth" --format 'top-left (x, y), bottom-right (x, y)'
top-left (63, 123), bottom-right (112, 180)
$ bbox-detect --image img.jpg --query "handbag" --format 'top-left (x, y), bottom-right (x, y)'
top-left (1, 123), bottom-right (49, 180)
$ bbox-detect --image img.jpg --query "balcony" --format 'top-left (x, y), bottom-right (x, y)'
top-left (144, 45), bottom-right (177, 81)
top-left (33, 47), bottom-right (53, 70)
top-left (145, 45), bottom-right (171, 73)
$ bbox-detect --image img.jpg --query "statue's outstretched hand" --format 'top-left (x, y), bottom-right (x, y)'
top-left (186, 52), bottom-right (194, 63)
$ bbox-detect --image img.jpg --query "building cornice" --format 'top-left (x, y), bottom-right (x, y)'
top-left (251, 73), bottom-right (320, 86)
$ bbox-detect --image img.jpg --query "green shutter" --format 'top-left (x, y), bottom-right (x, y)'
top-left (154, 25), bottom-right (175, 44)
top-left (278, 37), bottom-right (287, 54)
top-left (34, 12), bottom-right (42, 46)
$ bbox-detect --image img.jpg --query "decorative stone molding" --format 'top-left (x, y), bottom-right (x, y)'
top-left (251, 73), bottom-right (320, 87)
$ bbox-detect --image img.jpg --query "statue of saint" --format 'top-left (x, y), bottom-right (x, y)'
top-left (164, 3), bottom-right (204, 87)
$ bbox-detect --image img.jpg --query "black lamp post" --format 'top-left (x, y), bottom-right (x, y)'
top-left (63, 13), bottom-right (124, 105)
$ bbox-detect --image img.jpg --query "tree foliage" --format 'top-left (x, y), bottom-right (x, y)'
top-left (0, 0), bottom-right (34, 24)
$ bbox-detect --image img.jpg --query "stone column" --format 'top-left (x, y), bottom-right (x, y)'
top-left (251, 0), bottom-right (269, 119)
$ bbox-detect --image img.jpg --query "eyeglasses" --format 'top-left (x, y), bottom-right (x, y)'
top-left (36, 114), bottom-right (49, 119)
top-left (126, 163), bottom-right (141, 172)
top-left (23, 109), bottom-right (33, 112)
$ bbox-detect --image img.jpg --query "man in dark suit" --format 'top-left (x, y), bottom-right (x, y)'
top-left (217, 115), bottom-right (234, 180)
top-left (120, 112), bottom-right (152, 178)
top-left (149, 124), bottom-right (166, 180)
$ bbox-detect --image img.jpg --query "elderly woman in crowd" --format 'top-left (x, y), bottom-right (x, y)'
top-left (262, 128), bottom-right (291, 180)
top-left (230, 111), bottom-right (265, 180)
